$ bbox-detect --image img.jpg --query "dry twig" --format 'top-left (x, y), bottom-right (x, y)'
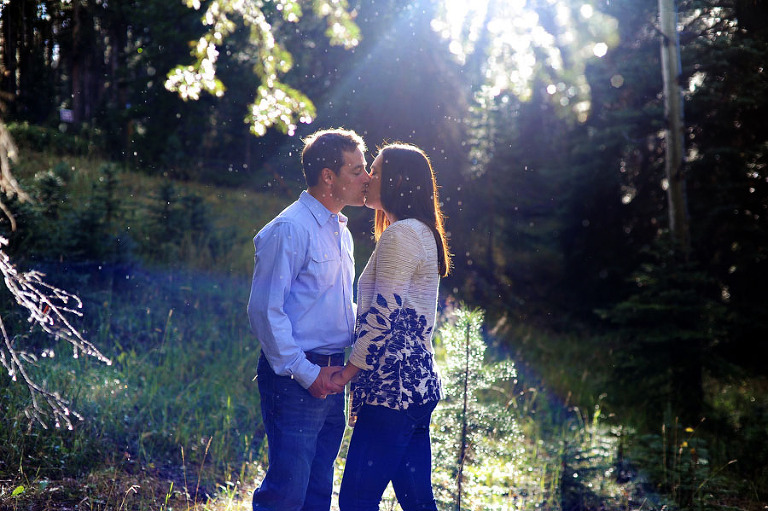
top-left (1, 120), bottom-right (111, 428)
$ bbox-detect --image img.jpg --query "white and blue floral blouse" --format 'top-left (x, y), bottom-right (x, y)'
top-left (348, 218), bottom-right (443, 414)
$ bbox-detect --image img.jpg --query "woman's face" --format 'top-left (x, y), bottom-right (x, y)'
top-left (364, 153), bottom-right (384, 210)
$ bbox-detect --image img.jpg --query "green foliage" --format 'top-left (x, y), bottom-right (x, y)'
top-left (4, 162), bottom-right (127, 264)
top-left (682, 13), bottom-right (768, 375)
top-left (92, 271), bottom-right (260, 474)
top-left (68, 164), bottom-right (128, 263)
top-left (165, 0), bottom-right (360, 137)
top-left (3, 155), bottom-right (268, 275)
top-left (3, 161), bottom-right (73, 260)
top-left (623, 416), bottom-right (739, 511)
top-left (6, 122), bottom-right (91, 156)
top-left (140, 181), bottom-right (238, 269)
top-left (0, 0), bottom-right (365, 178)
top-left (0, 361), bottom-right (105, 476)
top-left (32, 162), bottom-right (72, 220)
top-left (432, 308), bottom-right (525, 509)
top-left (459, 88), bottom-right (570, 322)
top-left (704, 377), bottom-right (768, 498)
top-left (425, 308), bottom-right (653, 511)
top-left (0, 149), bottom-right (276, 489)
top-left (599, 242), bottom-right (728, 428)
top-left (556, 0), bottom-right (664, 321)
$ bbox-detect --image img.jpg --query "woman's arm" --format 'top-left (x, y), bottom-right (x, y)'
top-left (330, 362), bottom-right (360, 386)
top-left (348, 223), bottom-right (426, 370)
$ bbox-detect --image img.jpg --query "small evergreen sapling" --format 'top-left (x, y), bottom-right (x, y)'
top-left (432, 308), bottom-right (525, 510)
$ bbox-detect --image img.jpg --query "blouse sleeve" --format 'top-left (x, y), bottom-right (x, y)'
top-left (348, 223), bottom-right (426, 370)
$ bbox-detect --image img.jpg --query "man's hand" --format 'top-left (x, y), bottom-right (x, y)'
top-left (308, 366), bottom-right (345, 399)
top-left (330, 370), bottom-right (347, 388)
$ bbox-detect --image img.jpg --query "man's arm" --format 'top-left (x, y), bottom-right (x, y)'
top-left (247, 221), bottom-right (321, 389)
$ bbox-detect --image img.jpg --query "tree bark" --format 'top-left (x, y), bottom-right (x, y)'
top-left (71, 0), bottom-right (99, 124)
top-left (658, 0), bottom-right (691, 256)
top-left (1, 0), bottom-right (21, 112)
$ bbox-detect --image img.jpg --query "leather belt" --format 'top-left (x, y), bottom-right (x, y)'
top-left (305, 351), bottom-right (345, 367)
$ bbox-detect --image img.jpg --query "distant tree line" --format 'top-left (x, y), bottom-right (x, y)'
top-left (0, 0), bottom-right (467, 183)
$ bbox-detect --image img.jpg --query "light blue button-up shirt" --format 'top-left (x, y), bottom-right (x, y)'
top-left (247, 191), bottom-right (356, 389)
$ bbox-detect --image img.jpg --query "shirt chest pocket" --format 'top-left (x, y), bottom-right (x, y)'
top-left (307, 250), bottom-right (340, 289)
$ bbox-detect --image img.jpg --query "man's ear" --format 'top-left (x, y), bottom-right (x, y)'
top-left (321, 167), bottom-right (334, 185)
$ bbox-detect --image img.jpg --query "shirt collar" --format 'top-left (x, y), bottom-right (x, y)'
top-left (299, 190), bottom-right (348, 226)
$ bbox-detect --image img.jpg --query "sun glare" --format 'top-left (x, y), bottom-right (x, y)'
top-left (430, 1), bottom-right (480, 62)
top-left (433, 0), bottom-right (618, 119)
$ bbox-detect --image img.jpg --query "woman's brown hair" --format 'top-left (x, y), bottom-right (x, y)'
top-left (374, 143), bottom-right (451, 277)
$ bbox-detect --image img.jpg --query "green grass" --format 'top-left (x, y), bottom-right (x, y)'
top-left (9, 149), bottom-right (287, 275)
top-left (494, 314), bottom-right (768, 511)
top-left (0, 266), bottom-right (261, 501)
top-left (3, 147), bottom-right (271, 506)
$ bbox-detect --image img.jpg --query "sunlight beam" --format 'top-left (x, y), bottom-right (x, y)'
top-left (434, 0), bottom-right (619, 119)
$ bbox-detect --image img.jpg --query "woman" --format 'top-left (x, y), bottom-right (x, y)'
top-left (331, 143), bottom-right (451, 511)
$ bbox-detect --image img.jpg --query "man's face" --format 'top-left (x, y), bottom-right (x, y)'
top-left (364, 153), bottom-right (383, 211)
top-left (330, 147), bottom-right (369, 208)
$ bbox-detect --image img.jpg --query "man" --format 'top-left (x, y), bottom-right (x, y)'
top-left (247, 128), bottom-right (370, 511)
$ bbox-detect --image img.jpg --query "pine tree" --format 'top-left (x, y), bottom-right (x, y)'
top-left (432, 308), bottom-right (524, 509)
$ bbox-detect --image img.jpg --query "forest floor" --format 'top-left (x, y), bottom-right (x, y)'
top-left (0, 434), bottom-right (669, 511)
top-left (0, 463), bottom-right (654, 511)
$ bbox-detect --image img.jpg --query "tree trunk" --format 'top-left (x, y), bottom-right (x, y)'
top-left (1, 0), bottom-right (21, 112)
top-left (17, 0), bottom-right (37, 119)
top-left (70, 0), bottom-right (83, 123)
top-left (71, 0), bottom-right (99, 124)
top-left (658, 0), bottom-right (691, 256)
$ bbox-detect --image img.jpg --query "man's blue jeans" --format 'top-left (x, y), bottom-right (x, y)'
top-left (339, 400), bottom-right (439, 511)
top-left (252, 355), bottom-right (345, 511)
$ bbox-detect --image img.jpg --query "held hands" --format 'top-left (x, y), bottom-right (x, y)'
top-left (330, 369), bottom-right (348, 388)
top-left (330, 363), bottom-right (359, 391)
top-left (308, 366), bottom-right (345, 399)
top-left (308, 363), bottom-right (361, 399)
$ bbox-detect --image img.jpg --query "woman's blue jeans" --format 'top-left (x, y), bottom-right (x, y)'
top-left (339, 400), bottom-right (439, 511)
top-left (252, 355), bottom-right (346, 511)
